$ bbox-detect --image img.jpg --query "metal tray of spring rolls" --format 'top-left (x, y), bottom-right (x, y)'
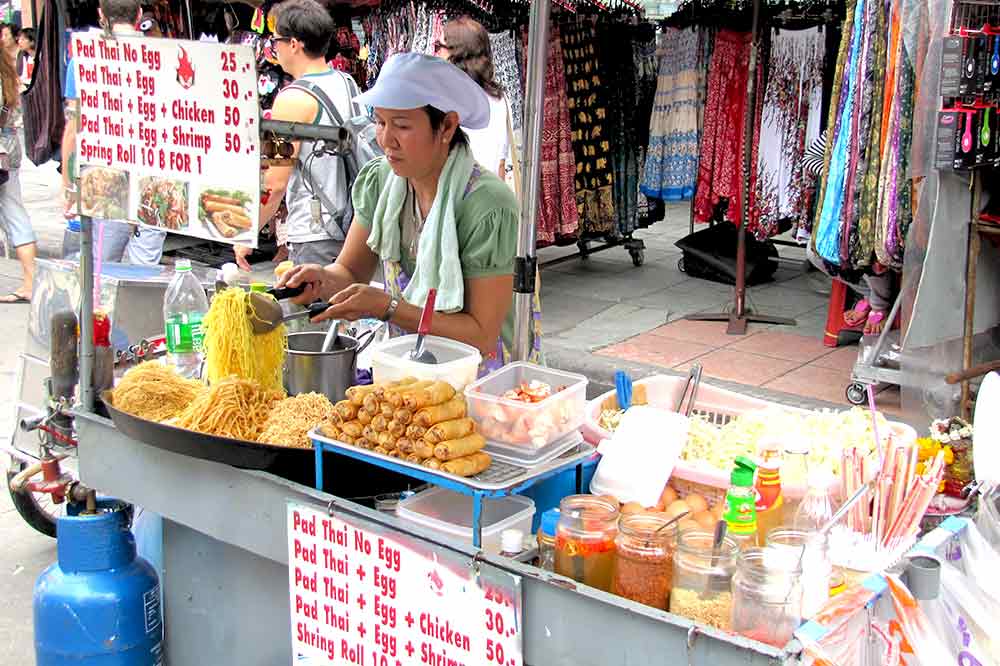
top-left (310, 428), bottom-right (597, 493)
top-left (102, 391), bottom-right (312, 470)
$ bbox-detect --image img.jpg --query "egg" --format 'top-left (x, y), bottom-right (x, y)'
top-left (621, 501), bottom-right (644, 515)
top-left (678, 519), bottom-right (700, 533)
top-left (658, 485), bottom-right (678, 510)
top-left (665, 499), bottom-right (690, 521)
top-left (685, 493), bottom-right (708, 514)
top-left (692, 511), bottom-right (717, 529)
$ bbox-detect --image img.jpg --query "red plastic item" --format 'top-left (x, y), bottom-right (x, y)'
top-left (417, 288), bottom-right (437, 336)
top-left (92, 311), bottom-right (112, 347)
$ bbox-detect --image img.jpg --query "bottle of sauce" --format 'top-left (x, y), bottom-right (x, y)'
top-left (724, 456), bottom-right (758, 550)
top-left (755, 444), bottom-right (784, 546)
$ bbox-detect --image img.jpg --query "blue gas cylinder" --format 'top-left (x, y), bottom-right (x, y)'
top-left (34, 499), bottom-right (164, 665)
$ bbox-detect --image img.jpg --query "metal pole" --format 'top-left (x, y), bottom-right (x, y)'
top-left (512, 0), bottom-right (550, 362)
top-left (79, 215), bottom-right (95, 412)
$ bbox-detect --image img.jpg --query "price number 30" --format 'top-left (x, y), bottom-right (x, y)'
top-left (483, 586), bottom-right (518, 666)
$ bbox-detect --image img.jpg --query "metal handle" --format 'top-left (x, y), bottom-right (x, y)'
top-left (268, 284), bottom-right (306, 300)
top-left (418, 289), bottom-right (437, 336)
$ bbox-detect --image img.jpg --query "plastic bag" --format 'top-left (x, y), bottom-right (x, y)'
top-left (928, 561), bottom-right (1000, 664)
top-left (957, 517), bottom-right (1000, 605)
top-left (885, 575), bottom-right (954, 666)
top-left (976, 486), bottom-right (1000, 551)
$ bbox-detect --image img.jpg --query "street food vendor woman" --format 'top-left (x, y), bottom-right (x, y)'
top-left (279, 52), bottom-right (542, 374)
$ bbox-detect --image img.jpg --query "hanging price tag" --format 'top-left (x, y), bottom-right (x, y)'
top-left (287, 502), bottom-right (523, 666)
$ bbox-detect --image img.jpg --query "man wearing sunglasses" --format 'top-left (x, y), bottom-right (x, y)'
top-left (234, 0), bottom-right (357, 271)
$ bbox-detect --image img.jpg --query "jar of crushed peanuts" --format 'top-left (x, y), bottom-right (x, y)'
top-left (555, 495), bottom-right (619, 592)
top-left (670, 529), bottom-right (738, 631)
top-left (611, 513), bottom-right (677, 609)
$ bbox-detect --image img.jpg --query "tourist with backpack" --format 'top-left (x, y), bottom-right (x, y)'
top-left (234, 0), bottom-right (362, 270)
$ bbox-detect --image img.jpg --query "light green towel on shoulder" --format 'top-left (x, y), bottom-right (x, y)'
top-left (365, 146), bottom-right (475, 312)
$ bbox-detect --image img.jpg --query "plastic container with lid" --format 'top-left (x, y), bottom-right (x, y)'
top-left (465, 362), bottom-right (588, 450)
top-left (370, 335), bottom-right (482, 390)
top-left (536, 508), bottom-right (559, 571)
top-left (731, 548), bottom-right (802, 647)
top-left (396, 488), bottom-right (534, 554)
top-left (611, 513), bottom-right (678, 610)
top-left (670, 529), bottom-right (739, 631)
top-left (554, 495), bottom-right (619, 591)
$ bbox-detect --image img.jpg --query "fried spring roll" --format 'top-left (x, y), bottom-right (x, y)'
top-left (340, 421), bottom-right (364, 438)
top-left (371, 414), bottom-right (389, 432)
top-left (374, 377), bottom-right (420, 400)
top-left (362, 425), bottom-right (379, 443)
top-left (387, 449), bottom-right (403, 459)
top-left (334, 400), bottom-right (358, 421)
top-left (373, 446), bottom-right (390, 455)
top-left (422, 458), bottom-right (443, 470)
top-left (357, 409), bottom-right (374, 426)
top-left (424, 418), bottom-right (476, 445)
top-left (396, 437), bottom-right (415, 455)
top-left (377, 431), bottom-right (396, 449)
top-left (441, 452), bottom-right (492, 477)
top-left (355, 437), bottom-right (373, 450)
top-left (402, 381), bottom-right (457, 410)
top-left (340, 435), bottom-right (356, 446)
top-left (363, 393), bottom-right (380, 415)
top-left (346, 384), bottom-right (380, 406)
top-left (412, 439), bottom-right (435, 459)
top-left (405, 453), bottom-right (422, 464)
top-left (406, 424), bottom-right (427, 440)
top-left (380, 402), bottom-right (396, 418)
top-left (318, 423), bottom-right (341, 440)
top-left (414, 396), bottom-right (467, 428)
top-left (394, 408), bottom-right (414, 425)
top-left (387, 420), bottom-right (406, 437)
top-left (434, 433), bottom-right (487, 461)
top-left (386, 380), bottom-right (435, 408)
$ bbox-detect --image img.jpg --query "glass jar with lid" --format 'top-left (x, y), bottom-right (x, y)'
top-left (554, 495), bottom-right (619, 592)
top-left (536, 508), bottom-right (559, 572)
top-left (611, 513), bottom-right (677, 609)
top-left (731, 548), bottom-right (803, 647)
top-left (670, 529), bottom-right (738, 630)
top-left (766, 528), bottom-right (830, 619)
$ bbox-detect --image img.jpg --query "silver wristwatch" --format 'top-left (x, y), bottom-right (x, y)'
top-left (380, 297), bottom-right (400, 322)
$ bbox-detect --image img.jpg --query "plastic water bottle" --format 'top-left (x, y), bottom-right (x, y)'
top-left (164, 259), bottom-right (209, 378)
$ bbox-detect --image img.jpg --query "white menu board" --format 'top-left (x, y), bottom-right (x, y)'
top-left (288, 503), bottom-right (523, 666)
top-left (71, 33), bottom-right (261, 247)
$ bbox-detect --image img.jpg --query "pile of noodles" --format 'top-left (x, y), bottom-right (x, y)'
top-left (202, 287), bottom-right (286, 392)
top-left (174, 377), bottom-right (283, 441)
top-left (111, 361), bottom-right (206, 422)
top-left (258, 392), bottom-right (336, 449)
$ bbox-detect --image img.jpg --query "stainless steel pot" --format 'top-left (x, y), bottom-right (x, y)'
top-left (284, 332), bottom-right (359, 403)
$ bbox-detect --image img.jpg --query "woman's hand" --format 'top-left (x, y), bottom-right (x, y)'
top-left (277, 263), bottom-right (327, 305)
top-left (313, 284), bottom-right (390, 323)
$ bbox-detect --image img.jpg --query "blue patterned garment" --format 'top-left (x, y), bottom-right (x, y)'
top-left (640, 28), bottom-right (704, 202)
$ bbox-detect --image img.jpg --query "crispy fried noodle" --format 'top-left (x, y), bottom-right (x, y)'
top-left (258, 392), bottom-right (336, 449)
top-left (203, 287), bottom-right (286, 392)
top-left (174, 377), bottom-right (282, 441)
top-left (112, 361), bottom-right (206, 422)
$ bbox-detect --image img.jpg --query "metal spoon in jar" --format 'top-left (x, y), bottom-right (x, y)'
top-left (644, 511), bottom-right (690, 548)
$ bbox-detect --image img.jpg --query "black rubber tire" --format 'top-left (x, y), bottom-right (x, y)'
top-left (6, 462), bottom-right (58, 538)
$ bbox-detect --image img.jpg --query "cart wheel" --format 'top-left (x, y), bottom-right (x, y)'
top-left (845, 383), bottom-right (867, 406)
top-left (678, 257), bottom-right (686, 273)
top-left (630, 249), bottom-right (645, 267)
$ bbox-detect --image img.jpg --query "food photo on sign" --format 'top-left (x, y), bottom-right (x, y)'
top-left (197, 188), bottom-right (255, 240)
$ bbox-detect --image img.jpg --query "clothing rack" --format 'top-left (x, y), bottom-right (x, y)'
top-left (683, 0), bottom-right (842, 334)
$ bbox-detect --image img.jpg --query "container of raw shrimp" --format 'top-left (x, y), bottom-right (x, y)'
top-left (464, 362), bottom-right (588, 450)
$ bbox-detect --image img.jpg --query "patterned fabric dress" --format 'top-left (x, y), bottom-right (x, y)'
top-left (490, 31), bottom-right (525, 133)
top-left (560, 18), bottom-right (616, 236)
top-left (527, 22), bottom-right (580, 247)
top-left (750, 27), bottom-right (825, 241)
top-left (641, 27), bottom-right (703, 202)
top-left (693, 30), bottom-right (753, 225)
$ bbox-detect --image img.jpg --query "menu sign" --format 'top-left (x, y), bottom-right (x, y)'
top-left (71, 33), bottom-right (261, 247)
top-left (288, 503), bottom-right (523, 666)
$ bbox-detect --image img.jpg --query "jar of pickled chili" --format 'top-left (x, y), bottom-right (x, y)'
top-left (554, 495), bottom-right (619, 592)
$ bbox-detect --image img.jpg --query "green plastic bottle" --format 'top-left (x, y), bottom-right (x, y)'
top-left (723, 456), bottom-right (758, 550)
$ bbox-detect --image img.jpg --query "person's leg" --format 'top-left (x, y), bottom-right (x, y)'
top-left (62, 219), bottom-right (132, 262)
top-left (0, 168), bottom-right (37, 301)
top-left (863, 273), bottom-right (894, 335)
top-left (123, 227), bottom-right (167, 266)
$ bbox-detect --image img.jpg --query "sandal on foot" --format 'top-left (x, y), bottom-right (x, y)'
top-left (864, 310), bottom-right (886, 336)
top-left (843, 299), bottom-right (871, 327)
top-left (0, 292), bottom-right (30, 304)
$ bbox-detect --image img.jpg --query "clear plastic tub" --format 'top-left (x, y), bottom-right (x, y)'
top-left (370, 334), bottom-right (482, 390)
top-left (396, 488), bottom-right (535, 554)
top-left (465, 362), bottom-right (588, 449)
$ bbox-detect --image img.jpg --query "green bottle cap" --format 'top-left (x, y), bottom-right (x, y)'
top-left (249, 283), bottom-right (268, 293)
top-left (731, 456), bottom-right (757, 487)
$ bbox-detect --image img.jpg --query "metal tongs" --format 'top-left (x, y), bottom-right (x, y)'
top-left (674, 363), bottom-right (703, 417)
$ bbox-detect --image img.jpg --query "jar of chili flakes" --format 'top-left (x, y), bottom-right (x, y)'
top-left (611, 513), bottom-right (676, 609)
top-left (555, 495), bottom-right (619, 592)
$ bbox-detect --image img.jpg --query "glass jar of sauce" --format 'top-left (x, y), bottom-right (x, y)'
top-left (554, 495), bottom-right (619, 592)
